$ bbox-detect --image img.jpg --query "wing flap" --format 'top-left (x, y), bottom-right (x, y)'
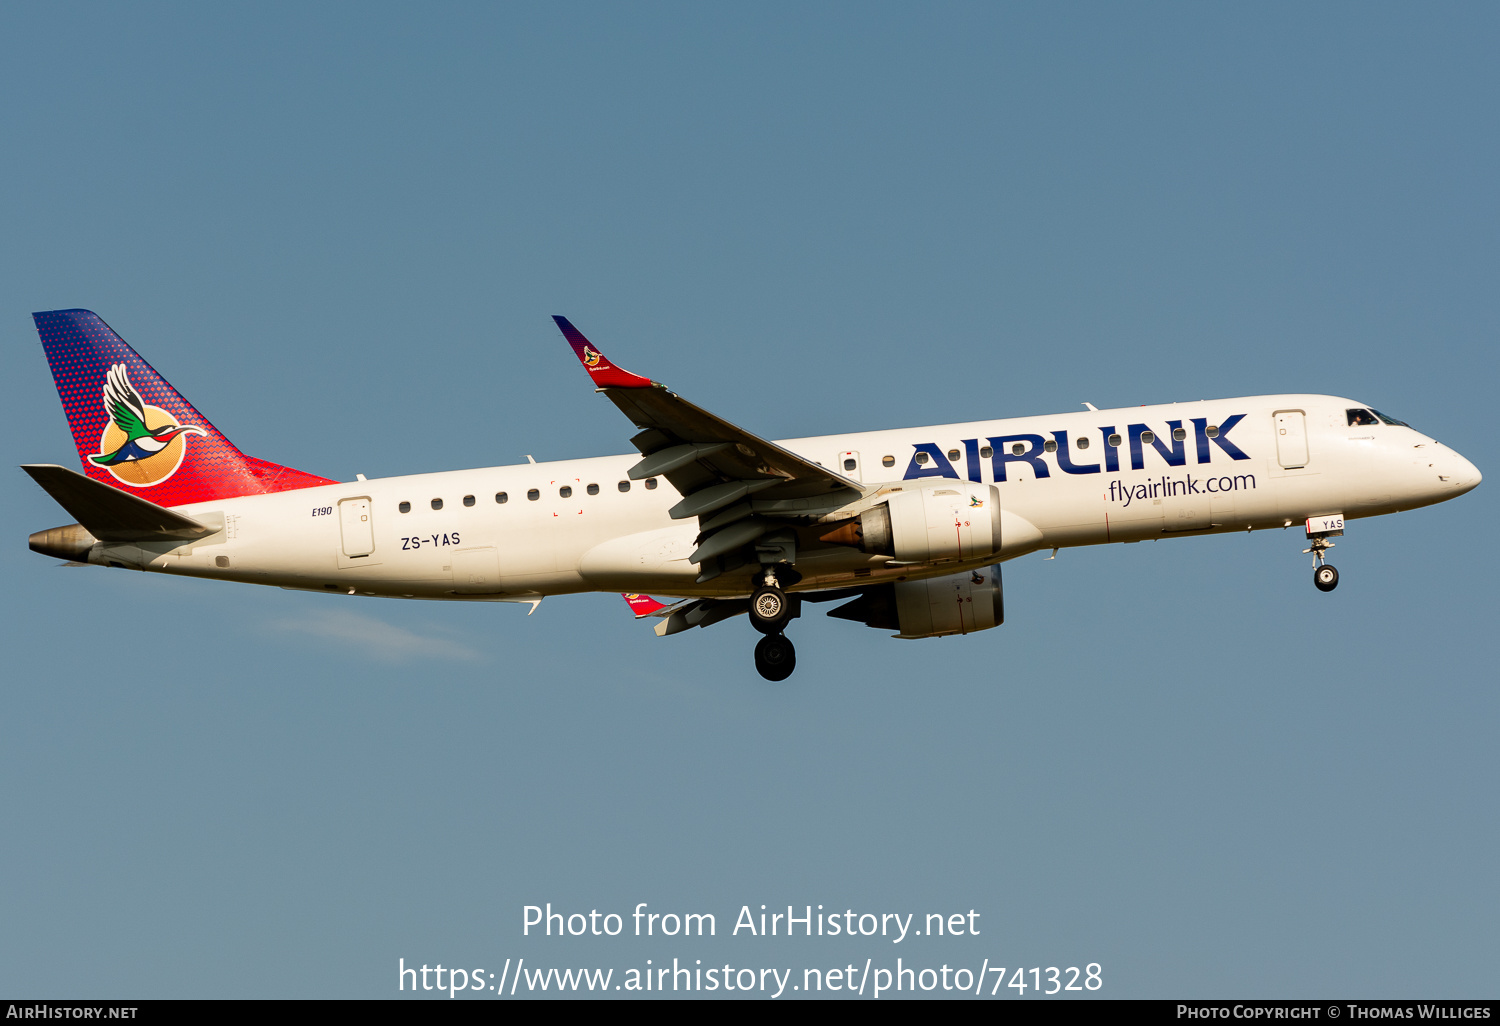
top-left (628, 441), bottom-right (734, 480)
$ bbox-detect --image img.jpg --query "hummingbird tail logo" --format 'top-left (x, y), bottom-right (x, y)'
top-left (581, 345), bottom-right (603, 368)
top-left (89, 364), bottom-right (206, 487)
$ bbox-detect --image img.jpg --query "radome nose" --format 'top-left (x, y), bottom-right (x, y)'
top-left (1450, 451), bottom-right (1482, 494)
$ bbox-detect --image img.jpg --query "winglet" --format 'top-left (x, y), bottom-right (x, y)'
top-left (552, 317), bottom-right (654, 389)
top-left (622, 593), bottom-right (668, 618)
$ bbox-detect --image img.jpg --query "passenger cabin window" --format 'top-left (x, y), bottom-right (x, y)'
top-left (1206, 425), bottom-right (1219, 438)
top-left (946, 449), bottom-right (960, 461)
top-left (980, 445), bottom-right (993, 458)
top-left (881, 455), bottom-right (895, 467)
top-left (645, 478), bottom-right (658, 489)
top-left (1011, 443), bottom-right (1025, 456)
top-left (462, 494), bottom-right (475, 507)
top-left (1043, 439), bottom-right (1057, 452)
top-left (1140, 431), bottom-right (1155, 444)
top-left (1075, 437), bottom-right (1089, 450)
top-left (1347, 408), bottom-right (1379, 426)
top-left (843, 458), bottom-right (857, 471)
top-left (1108, 433), bottom-right (1122, 447)
top-left (559, 486), bottom-right (572, 498)
top-left (431, 498), bottom-right (443, 510)
top-left (618, 481), bottom-right (631, 492)
top-left (915, 452), bottom-right (930, 465)
top-left (495, 492), bottom-right (508, 504)
top-left (398, 501), bottom-right (411, 513)
top-left (587, 483), bottom-right (599, 495)
top-left (1172, 427), bottom-right (1187, 441)
top-left (527, 489), bottom-right (539, 501)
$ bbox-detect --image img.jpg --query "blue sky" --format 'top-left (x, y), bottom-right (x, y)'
top-left (1, 2), bottom-right (1496, 998)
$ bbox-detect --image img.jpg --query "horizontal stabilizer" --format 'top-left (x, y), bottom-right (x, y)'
top-left (21, 464), bottom-right (215, 542)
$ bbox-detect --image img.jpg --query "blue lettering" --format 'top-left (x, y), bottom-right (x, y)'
top-left (1128, 421), bottom-right (1186, 470)
top-left (906, 413), bottom-right (1248, 486)
top-left (1052, 430), bottom-right (1100, 475)
top-left (1209, 413), bottom-right (1251, 461)
top-left (1098, 427), bottom-right (1120, 473)
top-left (961, 439), bottom-right (983, 483)
top-left (903, 443), bottom-right (960, 481)
top-left (987, 434), bottom-right (1051, 482)
top-left (1191, 418), bottom-right (1213, 464)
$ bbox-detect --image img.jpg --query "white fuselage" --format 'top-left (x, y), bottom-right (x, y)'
top-left (88, 394), bottom-right (1481, 602)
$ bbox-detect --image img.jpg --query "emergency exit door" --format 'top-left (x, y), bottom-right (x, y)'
top-left (339, 497), bottom-right (375, 557)
top-left (1274, 411), bottom-right (1308, 469)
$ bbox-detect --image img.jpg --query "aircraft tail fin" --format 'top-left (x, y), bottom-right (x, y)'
top-left (32, 309), bottom-right (335, 507)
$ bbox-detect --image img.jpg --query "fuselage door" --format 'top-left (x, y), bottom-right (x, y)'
top-left (1274, 410), bottom-right (1309, 469)
top-left (339, 497), bottom-right (375, 557)
top-left (838, 451), bottom-right (862, 482)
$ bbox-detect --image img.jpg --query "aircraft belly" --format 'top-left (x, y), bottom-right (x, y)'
top-left (578, 524), bottom-right (699, 582)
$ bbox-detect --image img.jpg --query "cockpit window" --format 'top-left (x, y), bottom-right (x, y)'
top-left (1372, 409), bottom-right (1409, 427)
top-left (1346, 409), bottom-right (1379, 426)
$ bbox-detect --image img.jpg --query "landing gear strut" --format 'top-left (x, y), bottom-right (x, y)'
top-left (1302, 515), bottom-right (1343, 592)
top-left (754, 633), bottom-right (796, 682)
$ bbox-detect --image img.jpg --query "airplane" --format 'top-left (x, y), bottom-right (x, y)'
top-left (22, 309), bottom-right (1482, 681)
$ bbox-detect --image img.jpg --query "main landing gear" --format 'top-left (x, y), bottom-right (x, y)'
top-left (754, 633), bottom-right (796, 682)
top-left (749, 569), bottom-right (797, 681)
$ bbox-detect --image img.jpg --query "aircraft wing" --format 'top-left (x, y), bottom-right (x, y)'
top-left (554, 318), bottom-right (861, 582)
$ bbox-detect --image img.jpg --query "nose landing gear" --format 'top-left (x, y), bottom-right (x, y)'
top-left (1302, 513), bottom-right (1344, 592)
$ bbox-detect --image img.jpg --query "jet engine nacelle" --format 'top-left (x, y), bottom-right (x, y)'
top-left (827, 565), bottom-right (1004, 639)
top-left (822, 483), bottom-right (1002, 563)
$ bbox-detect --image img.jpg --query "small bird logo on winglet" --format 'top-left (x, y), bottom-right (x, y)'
top-left (88, 364), bottom-right (206, 486)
